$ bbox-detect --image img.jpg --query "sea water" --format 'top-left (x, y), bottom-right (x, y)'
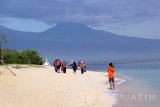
top-left (87, 61), bottom-right (160, 106)
top-left (87, 61), bottom-right (160, 90)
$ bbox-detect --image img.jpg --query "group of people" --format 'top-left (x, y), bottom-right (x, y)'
top-left (53, 59), bottom-right (115, 90)
top-left (53, 59), bottom-right (86, 74)
top-left (53, 59), bottom-right (67, 73)
top-left (72, 61), bottom-right (86, 74)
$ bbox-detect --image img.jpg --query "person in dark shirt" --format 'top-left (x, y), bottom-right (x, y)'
top-left (72, 62), bottom-right (77, 73)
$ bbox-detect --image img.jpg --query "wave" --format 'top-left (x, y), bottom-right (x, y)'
top-left (105, 78), bottom-right (126, 106)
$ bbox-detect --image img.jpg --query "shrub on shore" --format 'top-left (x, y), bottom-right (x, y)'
top-left (1, 49), bottom-right (43, 65)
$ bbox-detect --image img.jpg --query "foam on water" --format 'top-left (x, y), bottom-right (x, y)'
top-left (115, 78), bottom-right (126, 86)
top-left (105, 78), bottom-right (126, 106)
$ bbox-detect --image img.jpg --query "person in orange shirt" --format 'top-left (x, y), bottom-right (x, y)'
top-left (107, 63), bottom-right (115, 90)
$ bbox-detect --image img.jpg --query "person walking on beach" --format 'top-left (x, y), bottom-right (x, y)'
top-left (53, 59), bottom-right (61, 73)
top-left (79, 62), bottom-right (86, 74)
top-left (61, 61), bottom-right (67, 73)
top-left (83, 62), bottom-right (87, 73)
top-left (107, 63), bottom-right (115, 90)
top-left (56, 59), bottom-right (61, 73)
top-left (72, 62), bottom-right (77, 73)
top-left (53, 59), bottom-right (58, 72)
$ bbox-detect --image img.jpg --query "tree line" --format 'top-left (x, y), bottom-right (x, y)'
top-left (1, 49), bottom-right (43, 65)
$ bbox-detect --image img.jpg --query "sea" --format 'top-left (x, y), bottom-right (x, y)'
top-left (87, 61), bottom-right (160, 107)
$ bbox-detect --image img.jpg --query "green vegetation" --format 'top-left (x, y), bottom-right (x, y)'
top-left (1, 49), bottom-right (43, 65)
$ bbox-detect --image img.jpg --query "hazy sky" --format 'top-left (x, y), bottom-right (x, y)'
top-left (0, 0), bottom-right (160, 39)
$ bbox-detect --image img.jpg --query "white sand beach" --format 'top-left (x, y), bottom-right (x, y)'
top-left (0, 65), bottom-right (113, 107)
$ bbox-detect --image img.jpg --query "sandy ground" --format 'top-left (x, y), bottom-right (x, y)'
top-left (0, 65), bottom-right (113, 107)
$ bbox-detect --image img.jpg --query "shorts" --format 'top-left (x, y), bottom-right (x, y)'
top-left (57, 66), bottom-right (61, 70)
top-left (109, 78), bottom-right (114, 82)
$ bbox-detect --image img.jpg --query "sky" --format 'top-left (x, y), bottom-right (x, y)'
top-left (0, 0), bottom-right (160, 39)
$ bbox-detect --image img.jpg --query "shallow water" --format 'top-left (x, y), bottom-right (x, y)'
top-left (87, 62), bottom-right (160, 91)
top-left (87, 62), bottom-right (160, 107)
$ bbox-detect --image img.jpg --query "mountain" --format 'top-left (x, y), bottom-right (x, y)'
top-left (1, 23), bottom-right (160, 63)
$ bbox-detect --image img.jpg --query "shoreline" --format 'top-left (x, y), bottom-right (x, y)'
top-left (86, 68), bottom-right (126, 107)
top-left (105, 77), bottom-right (126, 106)
top-left (2, 65), bottom-right (158, 107)
top-left (0, 65), bottom-right (114, 107)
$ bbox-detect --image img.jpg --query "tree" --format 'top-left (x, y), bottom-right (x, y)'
top-left (2, 49), bottom-right (17, 64)
top-left (0, 34), bottom-right (43, 65)
top-left (0, 34), bottom-right (9, 60)
top-left (2, 49), bottom-right (43, 65)
top-left (21, 50), bottom-right (43, 65)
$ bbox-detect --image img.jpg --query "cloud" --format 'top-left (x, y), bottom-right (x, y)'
top-left (0, 0), bottom-right (160, 24)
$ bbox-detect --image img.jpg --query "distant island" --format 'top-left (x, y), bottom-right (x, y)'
top-left (1, 22), bottom-right (160, 63)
